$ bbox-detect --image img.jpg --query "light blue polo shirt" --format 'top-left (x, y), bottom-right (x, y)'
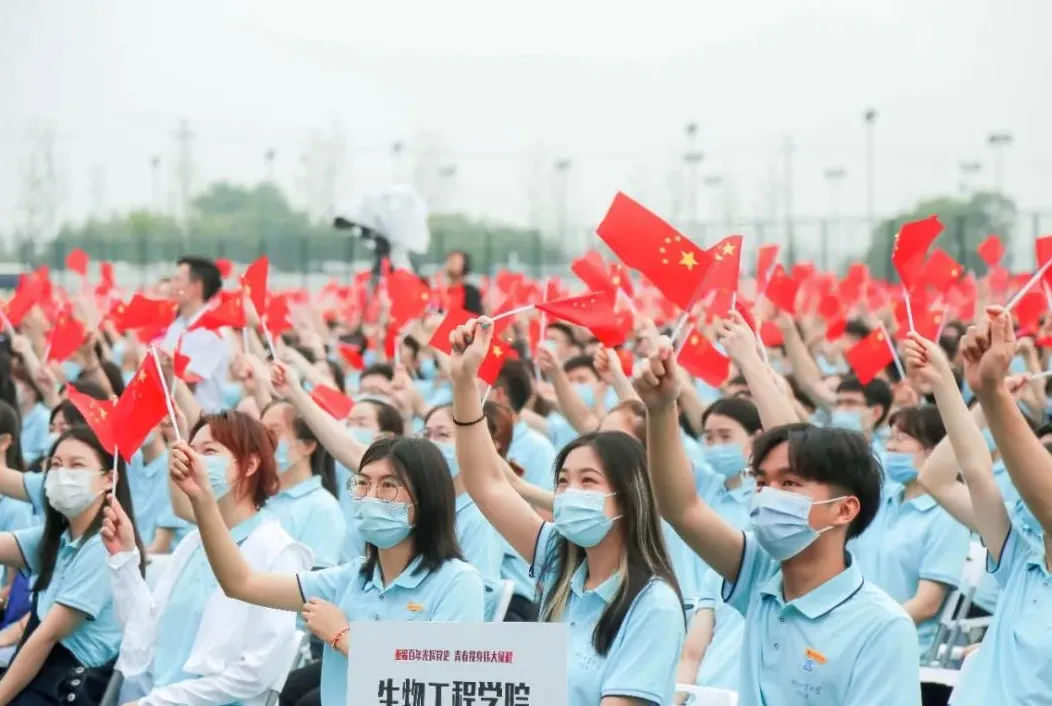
top-left (663, 520), bottom-right (705, 602)
top-left (0, 497), bottom-right (34, 533)
top-left (950, 526), bottom-right (1052, 705)
top-left (298, 555), bottom-right (484, 706)
top-left (849, 489), bottom-right (969, 654)
top-left (698, 473), bottom-right (755, 533)
top-left (151, 513), bottom-right (263, 687)
top-left (546, 411), bottom-right (579, 451)
top-left (21, 471), bottom-right (46, 518)
top-left (127, 450), bottom-right (170, 547)
top-left (723, 533), bottom-right (921, 706)
top-left (14, 527), bottom-right (120, 667)
top-left (509, 420), bottom-right (557, 492)
top-left (693, 568), bottom-right (744, 692)
top-left (455, 492), bottom-right (503, 581)
top-left (266, 475), bottom-right (345, 568)
top-left (20, 403), bottom-right (51, 465)
top-left (334, 462), bottom-right (365, 563)
top-left (532, 523), bottom-right (685, 706)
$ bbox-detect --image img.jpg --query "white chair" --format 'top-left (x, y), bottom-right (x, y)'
top-left (265, 630), bottom-right (309, 706)
top-left (672, 684), bottom-right (739, 706)
top-left (486, 580), bottom-right (515, 622)
top-left (924, 539), bottom-right (989, 667)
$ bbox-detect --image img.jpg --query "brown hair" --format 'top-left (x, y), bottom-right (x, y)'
top-left (607, 399), bottom-right (647, 446)
top-left (190, 410), bottom-right (280, 508)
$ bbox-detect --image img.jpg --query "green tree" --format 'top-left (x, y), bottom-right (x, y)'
top-left (865, 192), bottom-right (1016, 280)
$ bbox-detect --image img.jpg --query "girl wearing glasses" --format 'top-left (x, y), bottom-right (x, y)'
top-left (171, 432), bottom-right (484, 706)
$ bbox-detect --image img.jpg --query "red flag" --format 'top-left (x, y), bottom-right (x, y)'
top-left (818, 295), bottom-right (841, 320)
top-left (66, 249), bottom-right (89, 277)
top-left (609, 263), bottom-right (634, 297)
top-left (428, 308), bottom-right (475, 355)
top-left (311, 384), bottom-right (354, 420)
top-left (387, 270), bottom-right (431, 324)
top-left (337, 343), bottom-right (366, 371)
top-left (845, 329), bottom-right (894, 385)
top-left (536, 291), bottom-right (627, 347)
top-left (571, 251), bottom-right (615, 296)
top-left (1035, 236), bottom-right (1052, 287)
top-left (264, 294), bottom-right (293, 335)
top-left (700, 235), bottom-right (743, 295)
top-left (111, 358), bottom-right (169, 461)
top-left (921, 249), bottom-right (964, 294)
top-left (216, 258), bottom-right (234, 279)
top-left (46, 310), bottom-right (86, 363)
top-left (478, 338), bottom-right (517, 386)
top-left (760, 321), bottom-right (784, 347)
top-left (825, 317), bottom-right (847, 341)
top-left (596, 193), bottom-right (710, 311)
top-left (678, 333), bottom-right (730, 387)
top-left (765, 265), bottom-right (799, 314)
top-left (892, 215), bottom-right (942, 290)
top-left (240, 256), bottom-right (269, 317)
top-left (1014, 291), bottom-right (1046, 332)
top-left (5, 274), bottom-right (44, 327)
top-left (790, 262), bottom-right (816, 287)
top-left (66, 389), bottom-right (115, 454)
top-left (117, 295), bottom-right (178, 333)
top-left (189, 290), bottom-right (246, 331)
top-left (755, 245), bottom-right (780, 292)
top-left (977, 235), bottom-right (1004, 268)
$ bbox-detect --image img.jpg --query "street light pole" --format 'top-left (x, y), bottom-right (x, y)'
top-left (684, 122), bottom-right (703, 236)
top-left (958, 161), bottom-right (982, 196)
top-left (554, 158), bottom-right (572, 250)
top-left (823, 167), bottom-right (846, 271)
top-left (987, 132), bottom-right (1013, 195)
top-left (864, 108), bottom-right (878, 237)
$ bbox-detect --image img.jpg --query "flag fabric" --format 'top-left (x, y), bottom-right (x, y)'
top-left (755, 244), bottom-right (780, 293)
top-left (263, 294), bottom-right (293, 335)
top-left (765, 265), bottom-right (799, 314)
top-left (428, 308), bottom-right (475, 355)
top-left (1035, 236), bottom-right (1052, 287)
top-left (818, 294), bottom-right (841, 320)
top-left (111, 358), bottom-right (169, 462)
top-left (609, 263), bottom-right (634, 297)
top-left (189, 290), bottom-right (246, 331)
top-left (536, 291), bottom-right (627, 347)
top-left (921, 249), bottom-right (964, 294)
top-left (478, 338), bottom-right (517, 386)
top-left (96, 261), bottom-right (116, 297)
top-left (892, 215), bottom-right (942, 290)
top-left (760, 321), bottom-right (784, 347)
top-left (1014, 291), bottom-right (1046, 331)
top-left (5, 275), bottom-right (44, 327)
top-left (241, 256), bottom-right (269, 317)
top-left (570, 251), bottom-right (615, 296)
top-left (66, 249), bottom-right (89, 277)
top-left (337, 343), bottom-right (366, 371)
top-left (596, 192), bottom-right (711, 310)
top-left (387, 269), bottom-right (431, 324)
top-left (67, 390), bottom-right (116, 454)
top-left (825, 317), bottom-right (847, 341)
top-left (678, 333), bottom-right (730, 388)
top-left (699, 235), bottom-right (744, 296)
top-left (845, 329), bottom-right (895, 384)
top-left (46, 310), bottom-right (86, 363)
top-left (117, 295), bottom-right (178, 333)
top-left (216, 258), bottom-right (234, 279)
top-left (977, 235), bottom-right (1004, 268)
top-left (311, 384), bottom-right (354, 420)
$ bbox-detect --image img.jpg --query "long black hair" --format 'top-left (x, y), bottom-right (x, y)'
top-left (357, 436), bottom-right (463, 582)
top-left (0, 400), bottom-right (25, 471)
top-left (34, 425), bottom-right (146, 592)
top-left (537, 431), bottom-right (683, 656)
top-left (261, 399), bottom-right (337, 497)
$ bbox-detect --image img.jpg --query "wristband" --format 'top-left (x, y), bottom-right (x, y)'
top-left (452, 412), bottom-right (486, 427)
top-left (331, 625), bottom-right (350, 650)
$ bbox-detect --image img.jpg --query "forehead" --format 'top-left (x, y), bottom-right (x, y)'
top-left (755, 441), bottom-right (791, 476)
top-left (261, 404), bottom-right (291, 425)
top-left (837, 390), bottom-right (865, 402)
top-left (561, 444), bottom-right (604, 473)
top-left (426, 407), bottom-right (453, 428)
top-left (53, 438), bottom-right (98, 462)
top-left (191, 423), bottom-right (216, 444)
top-left (705, 413), bottom-right (743, 432)
top-left (360, 457), bottom-right (399, 480)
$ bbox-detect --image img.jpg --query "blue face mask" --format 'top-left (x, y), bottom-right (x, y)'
top-left (816, 355), bottom-right (841, 376)
top-left (1009, 355), bottom-right (1027, 374)
top-left (418, 357), bottom-right (437, 380)
top-left (121, 370), bottom-right (135, 386)
top-left (573, 383), bottom-right (596, 408)
top-left (353, 497), bottom-right (413, 549)
top-left (770, 358), bottom-right (787, 375)
top-left (704, 443), bottom-right (747, 478)
top-left (981, 428), bottom-right (998, 454)
top-left (220, 382), bottom-right (242, 409)
top-left (553, 489), bottom-right (619, 548)
top-left (362, 350), bottom-right (379, 368)
top-left (274, 439), bottom-right (291, 472)
top-left (749, 487), bottom-right (847, 561)
top-left (830, 409), bottom-right (864, 432)
top-left (435, 441), bottom-right (459, 478)
top-left (202, 454), bottom-right (232, 499)
top-left (110, 339), bottom-right (127, 367)
top-left (883, 451), bottom-right (918, 484)
top-left (301, 379), bottom-right (315, 393)
top-left (60, 361), bottom-right (83, 382)
top-left (349, 426), bottom-right (377, 445)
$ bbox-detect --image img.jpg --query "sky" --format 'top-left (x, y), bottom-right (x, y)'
top-left (2, 0), bottom-right (1051, 265)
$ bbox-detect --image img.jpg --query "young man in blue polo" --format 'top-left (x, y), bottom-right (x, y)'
top-left (637, 331), bottom-right (920, 706)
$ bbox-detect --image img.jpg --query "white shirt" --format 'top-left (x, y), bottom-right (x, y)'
top-left (163, 306), bottom-right (230, 413)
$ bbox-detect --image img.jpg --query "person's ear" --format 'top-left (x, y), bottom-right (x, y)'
top-left (0, 433), bottom-right (12, 453)
top-left (835, 496), bottom-right (861, 531)
top-left (245, 453), bottom-right (260, 477)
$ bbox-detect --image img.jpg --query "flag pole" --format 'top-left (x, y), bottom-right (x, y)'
top-left (1006, 258), bottom-right (1052, 312)
top-left (902, 287), bottom-right (916, 332)
top-left (111, 444), bottom-right (119, 492)
top-left (877, 322), bottom-right (907, 380)
top-left (536, 278), bottom-right (551, 382)
top-left (150, 346), bottom-right (183, 444)
top-left (490, 304), bottom-right (535, 323)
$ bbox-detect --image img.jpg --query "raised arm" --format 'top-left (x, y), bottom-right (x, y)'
top-left (537, 346), bottom-right (599, 434)
top-left (970, 307), bottom-right (1052, 540)
top-left (635, 339), bottom-right (744, 581)
top-left (169, 442), bottom-right (303, 612)
top-left (717, 311), bottom-right (798, 429)
top-left (449, 318), bottom-right (545, 563)
top-left (595, 346), bottom-right (639, 404)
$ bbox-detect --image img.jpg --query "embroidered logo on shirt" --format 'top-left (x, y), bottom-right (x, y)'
top-left (406, 602), bottom-right (425, 613)
top-left (802, 648), bottom-right (827, 672)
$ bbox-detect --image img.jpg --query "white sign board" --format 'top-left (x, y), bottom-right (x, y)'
top-left (347, 621), bottom-right (567, 706)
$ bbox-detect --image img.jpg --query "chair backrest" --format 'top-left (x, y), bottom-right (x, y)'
top-left (673, 684), bottom-right (739, 706)
top-left (486, 580), bottom-right (515, 622)
top-left (144, 554), bottom-right (173, 590)
top-left (265, 630), bottom-right (309, 706)
top-left (98, 669), bottom-right (124, 706)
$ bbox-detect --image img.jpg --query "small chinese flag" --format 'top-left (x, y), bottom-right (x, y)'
top-left (478, 338), bottom-right (517, 386)
top-left (337, 343), bottom-right (366, 371)
top-left (1014, 290), bottom-right (1046, 332)
top-left (765, 265), bottom-right (799, 315)
top-left (5, 274), bottom-right (44, 327)
top-left (977, 235), bottom-right (1004, 268)
top-left (66, 249), bottom-right (89, 277)
top-left (67, 389), bottom-right (116, 454)
top-left (311, 384), bottom-right (354, 420)
top-left (921, 249), bottom-right (964, 294)
top-left (845, 329), bottom-right (895, 385)
top-left (1035, 236), bottom-right (1052, 287)
top-left (570, 251), bottom-right (615, 296)
top-left (609, 263), bottom-right (634, 297)
top-left (825, 317), bottom-right (847, 342)
top-left (428, 308), bottom-right (475, 355)
top-left (111, 358), bottom-right (169, 461)
top-left (536, 291), bottom-right (627, 347)
top-left (117, 294), bottom-right (178, 333)
top-left (678, 333), bottom-right (730, 388)
top-left (760, 321), bottom-right (784, 347)
top-left (240, 256), bottom-right (269, 317)
top-left (264, 294), bottom-right (293, 335)
top-left (387, 270), bottom-right (431, 324)
top-left (596, 192), bottom-right (711, 311)
top-left (790, 262), bottom-right (816, 287)
top-left (755, 244), bottom-right (780, 293)
top-left (189, 290), bottom-right (246, 331)
top-left (46, 310), bottom-right (87, 363)
top-left (818, 295), bottom-right (841, 320)
top-left (699, 235), bottom-right (744, 296)
top-left (892, 215), bottom-right (942, 291)
top-left (96, 262), bottom-right (116, 297)
top-left (216, 258), bottom-right (234, 279)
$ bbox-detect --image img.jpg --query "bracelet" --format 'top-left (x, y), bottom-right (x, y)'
top-left (452, 412), bottom-right (486, 427)
top-left (331, 625), bottom-right (350, 650)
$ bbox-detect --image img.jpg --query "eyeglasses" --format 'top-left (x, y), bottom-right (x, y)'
top-left (419, 428), bottom-right (454, 443)
top-left (348, 475), bottom-right (405, 503)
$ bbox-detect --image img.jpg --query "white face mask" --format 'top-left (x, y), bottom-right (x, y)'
top-left (44, 468), bottom-right (104, 518)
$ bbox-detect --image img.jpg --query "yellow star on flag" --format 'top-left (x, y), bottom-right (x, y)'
top-left (679, 251), bottom-right (699, 270)
top-left (720, 242), bottom-right (737, 256)
top-left (492, 346), bottom-right (503, 358)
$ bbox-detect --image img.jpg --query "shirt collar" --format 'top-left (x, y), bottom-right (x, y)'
top-left (512, 420), bottom-right (529, 440)
top-left (61, 530), bottom-right (85, 551)
top-left (280, 475), bottom-right (322, 499)
top-left (370, 554), bottom-right (427, 593)
top-left (230, 512), bottom-right (264, 544)
top-left (455, 492), bottom-right (474, 513)
top-left (894, 488), bottom-right (938, 512)
top-left (569, 562), bottom-right (622, 604)
top-left (140, 452), bottom-right (168, 479)
top-left (759, 551), bottom-right (865, 620)
top-left (1026, 542), bottom-right (1051, 576)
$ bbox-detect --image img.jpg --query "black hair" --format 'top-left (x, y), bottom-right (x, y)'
top-left (50, 400), bottom-right (85, 427)
top-left (68, 379), bottom-right (108, 401)
top-left (35, 426), bottom-right (146, 593)
top-left (1035, 422), bottom-right (1052, 439)
top-left (701, 397), bottom-right (763, 435)
top-left (448, 250), bottom-right (472, 275)
top-left (750, 424), bottom-right (882, 540)
top-left (563, 354), bottom-right (597, 377)
top-left (545, 322), bottom-right (577, 347)
top-left (537, 431), bottom-right (682, 655)
top-left (262, 399), bottom-right (338, 497)
top-left (0, 400), bottom-right (25, 471)
top-left (844, 319), bottom-right (872, 340)
top-left (400, 335), bottom-right (421, 360)
top-left (321, 359), bottom-right (346, 394)
top-left (293, 346), bottom-right (317, 364)
top-left (357, 437), bottom-right (463, 579)
top-left (177, 256), bottom-right (223, 301)
top-left (361, 399), bottom-right (405, 436)
top-left (495, 359), bottom-right (533, 413)
top-left (100, 360), bottom-right (125, 397)
top-left (360, 363), bottom-right (394, 382)
top-left (889, 405), bottom-right (946, 450)
top-left (836, 375), bottom-right (893, 427)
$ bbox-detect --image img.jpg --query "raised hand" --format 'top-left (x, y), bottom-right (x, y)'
top-left (169, 441), bottom-right (211, 501)
top-left (270, 361), bottom-right (301, 397)
top-left (100, 495), bottom-right (136, 556)
top-left (448, 317), bottom-right (493, 381)
top-left (966, 306), bottom-right (1016, 396)
top-left (632, 336), bottom-right (681, 409)
top-left (902, 331), bottom-right (953, 391)
top-left (716, 310), bottom-right (762, 366)
top-left (535, 345), bottom-right (560, 377)
top-left (594, 346), bottom-right (623, 385)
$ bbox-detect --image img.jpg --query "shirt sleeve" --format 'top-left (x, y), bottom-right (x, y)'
top-left (457, 508), bottom-right (503, 580)
top-left (22, 472), bottom-right (46, 517)
top-left (528, 522), bottom-right (560, 595)
top-left (917, 508), bottom-right (969, 588)
top-left (721, 531), bottom-right (778, 617)
top-left (297, 560), bottom-right (361, 605)
top-left (430, 564), bottom-right (485, 621)
top-left (987, 524), bottom-right (1031, 590)
top-left (843, 614), bottom-right (922, 706)
top-left (54, 536), bottom-right (113, 619)
top-left (694, 568), bottom-right (723, 612)
top-left (298, 498), bottom-right (346, 569)
top-left (12, 524), bottom-right (44, 573)
top-left (600, 581), bottom-right (686, 704)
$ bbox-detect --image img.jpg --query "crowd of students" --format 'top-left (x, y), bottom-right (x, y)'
top-left (0, 252), bottom-right (1046, 706)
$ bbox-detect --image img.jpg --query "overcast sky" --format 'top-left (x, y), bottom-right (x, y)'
top-left (2, 0), bottom-right (1050, 263)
